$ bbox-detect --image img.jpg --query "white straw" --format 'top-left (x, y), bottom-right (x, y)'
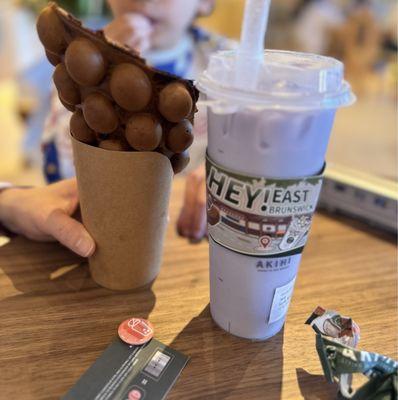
top-left (234, 0), bottom-right (271, 90)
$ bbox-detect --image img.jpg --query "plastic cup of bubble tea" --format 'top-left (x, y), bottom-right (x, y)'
top-left (197, 48), bottom-right (355, 340)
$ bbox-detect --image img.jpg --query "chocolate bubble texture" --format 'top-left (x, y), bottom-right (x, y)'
top-left (37, 3), bottom-right (199, 173)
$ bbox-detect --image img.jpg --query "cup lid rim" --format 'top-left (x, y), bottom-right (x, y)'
top-left (197, 49), bottom-right (356, 111)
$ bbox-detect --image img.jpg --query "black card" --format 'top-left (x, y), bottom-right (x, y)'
top-left (62, 338), bottom-right (189, 400)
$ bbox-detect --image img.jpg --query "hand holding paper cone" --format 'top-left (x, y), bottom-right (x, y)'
top-left (36, 3), bottom-right (199, 290)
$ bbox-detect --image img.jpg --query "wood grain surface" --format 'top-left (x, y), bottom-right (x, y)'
top-left (0, 178), bottom-right (396, 400)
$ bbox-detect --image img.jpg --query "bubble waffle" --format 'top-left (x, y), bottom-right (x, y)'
top-left (37, 3), bottom-right (199, 173)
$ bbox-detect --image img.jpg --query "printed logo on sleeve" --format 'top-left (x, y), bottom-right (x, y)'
top-left (206, 155), bottom-right (324, 257)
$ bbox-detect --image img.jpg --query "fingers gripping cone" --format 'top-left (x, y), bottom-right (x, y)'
top-left (72, 137), bottom-right (173, 290)
top-left (37, 4), bottom-right (198, 290)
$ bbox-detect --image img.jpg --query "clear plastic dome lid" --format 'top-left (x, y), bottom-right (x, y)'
top-left (197, 50), bottom-right (356, 111)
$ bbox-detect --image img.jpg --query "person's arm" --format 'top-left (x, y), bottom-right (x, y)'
top-left (0, 178), bottom-right (95, 257)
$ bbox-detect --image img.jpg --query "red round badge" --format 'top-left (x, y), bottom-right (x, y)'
top-left (118, 318), bottom-right (154, 345)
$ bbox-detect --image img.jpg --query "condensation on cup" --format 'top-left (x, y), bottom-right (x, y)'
top-left (197, 50), bottom-right (355, 340)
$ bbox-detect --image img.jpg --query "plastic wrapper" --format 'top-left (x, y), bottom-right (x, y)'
top-left (305, 306), bottom-right (360, 347)
top-left (316, 334), bottom-right (397, 399)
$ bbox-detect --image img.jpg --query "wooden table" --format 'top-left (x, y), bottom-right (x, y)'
top-left (0, 179), bottom-right (396, 399)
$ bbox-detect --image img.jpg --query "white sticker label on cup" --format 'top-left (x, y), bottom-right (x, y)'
top-left (269, 278), bottom-right (296, 324)
top-left (206, 155), bottom-right (324, 257)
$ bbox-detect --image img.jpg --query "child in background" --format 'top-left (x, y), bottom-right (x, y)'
top-left (43, 0), bottom-right (234, 240)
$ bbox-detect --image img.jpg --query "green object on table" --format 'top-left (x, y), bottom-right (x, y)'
top-left (346, 371), bottom-right (398, 400)
top-left (316, 335), bottom-right (398, 400)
